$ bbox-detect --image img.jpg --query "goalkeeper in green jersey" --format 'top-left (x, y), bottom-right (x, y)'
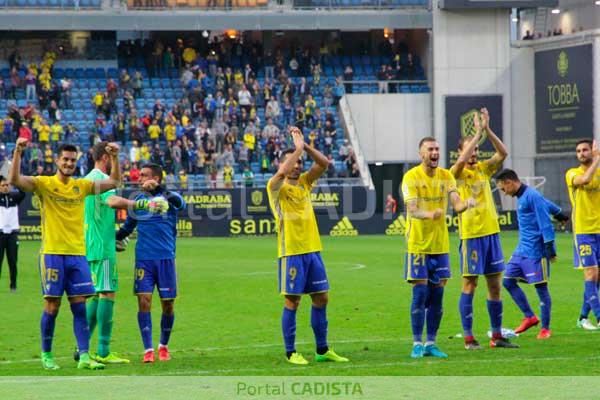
top-left (80, 141), bottom-right (167, 364)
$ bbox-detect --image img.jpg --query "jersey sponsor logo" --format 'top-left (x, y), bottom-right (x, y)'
top-left (330, 217), bottom-right (358, 236)
top-left (385, 215), bottom-right (406, 236)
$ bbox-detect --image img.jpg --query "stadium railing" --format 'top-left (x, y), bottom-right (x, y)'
top-left (122, 177), bottom-right (363, 190)
top-left (0, 0), bottom-right (102, 8)
top-left (292, 0), bottom-right (428, 8)
top-left (125, 0), bottom-right (268, 9)
top-left (340, 79), bottom-right (430, 94)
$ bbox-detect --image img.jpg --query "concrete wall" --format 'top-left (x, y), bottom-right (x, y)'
top-left (432, 9), bottom-right (517, 172)
top-left (345, 94), bottom-right (432, 163)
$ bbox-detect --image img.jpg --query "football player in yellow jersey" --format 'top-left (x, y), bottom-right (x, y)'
top-left (9, 138), bottom-right (122, 371)
top-left (450, 108), bottom-right (518, 350)
top-left (267, 127), bottom-right (349, 366)
top-left (566, 139), bottom-right (600, 331)
top-left (402, 137), bottom-right (475, 359)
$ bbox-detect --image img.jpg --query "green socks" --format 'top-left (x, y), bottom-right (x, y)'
top-left (97, 297), bottom-right (115, 358)
top-left (86, 296), bottom-right (99, 335)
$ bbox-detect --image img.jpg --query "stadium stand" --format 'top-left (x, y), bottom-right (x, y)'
top-left (0, 35), bottom-right (428, 188)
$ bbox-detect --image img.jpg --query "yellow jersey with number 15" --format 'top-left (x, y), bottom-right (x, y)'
top-left (454, 161), bottom-right (500, 239)
top-left (267, 173), bottom-right (323, 258)
top-left (33, 175), bottom-right (94, 255)
top-left (402, 165), bottom-right (457, 254)
top-left (565, 166), bottom-right (600, 234)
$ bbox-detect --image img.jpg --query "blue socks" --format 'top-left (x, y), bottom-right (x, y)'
top-left (311, 305), bottom-right (328, 353)
top-left (160, 313), bottom-right (175, 347)
top-left (426, 286), bottom-right (444, 342)
top-left (487, 299), bottom-right (503, 335)
top-left (410, 284), bottom-right (428, 342)
top-left (40, 311), bottom-right (57, 353)
top-left (137, 312), bottom-right (153, 351)
top-left (459, 292), bottom-right (474, 337)
top-left (584, 280), bottom-right (600, 320)
top-left (70, 302), bottom-right (90, 354)
top-left (503, 278), bottom-right (535, 318)
top-left (282, 307), bottom-right (297, 353)
top-left (535, 283), bottom-right (552, 329)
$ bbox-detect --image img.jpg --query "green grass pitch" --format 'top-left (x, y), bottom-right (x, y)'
top-left (1, 231), bottom-right (599, 376)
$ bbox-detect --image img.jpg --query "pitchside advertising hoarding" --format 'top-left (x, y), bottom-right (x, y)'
top-left (535, 44), bottom-right (593, 153)
top-left (445, 95), bottom-right (503, 165)
top-left (16, 190), bottom-right (521, 239)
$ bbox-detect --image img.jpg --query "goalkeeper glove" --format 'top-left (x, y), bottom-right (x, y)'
top-left (544, 241), bottom-right (557, 259)
top-left (148, 197), bottom-right (169, 214)
top-left (553, 211), bottom-right (569, 223)
top-left (116, 237), bottom-right (129, 252)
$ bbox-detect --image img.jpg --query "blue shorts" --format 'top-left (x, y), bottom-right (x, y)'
top-left (505, 255), bottom-right (550, 284)
top-left (134, 259), bottom-right (178, 299)
top-left (459, 234), bottom-right (505, 276)
top-left (39, 254), bottom-right (95, 297)
top-left (278, 252), bottom-right (329, 295)
top-left (404, 253), bottom-right (451, 284)
top-left (573, 234), bottom-right (600, 268)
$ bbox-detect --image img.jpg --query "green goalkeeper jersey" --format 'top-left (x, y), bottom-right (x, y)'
top-left (84, 168), bottom-right (117, 261)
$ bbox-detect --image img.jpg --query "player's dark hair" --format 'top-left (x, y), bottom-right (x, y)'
top-left (458, 135), bottom-right (477, 150)
top-left (142, 163), bottom-right (163, 183)
top-left (280, 148), bottom-right (296, 163)
top-left (91, 141), bottom-right (109, 162)
top-left (57, 143), bottom-right (78, 155)
top-left (575, 139), bottom-right (593, 149)
top-left (419, 136), bottom-right (437, 149)
top-left (0, 175), bottom-right (5, 183)
top-left (495, 169), bottom-right (519, 182)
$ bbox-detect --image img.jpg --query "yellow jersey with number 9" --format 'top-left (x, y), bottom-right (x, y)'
top-left (402, 165), bottom-right (457, 254)
top-left (566, 166), bottom-right (600, 234)
top-left (267, 173), bottom-right (323, 258)
top-left (454, 161), bottom-right (500, 239)
top-left (33, 175), bottom-right (94, 255)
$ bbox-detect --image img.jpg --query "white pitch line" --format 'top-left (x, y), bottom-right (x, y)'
top-left (0, 338), bottom-right (399, 365)
top-left (159, 354), bottom-right (600, 375)
top-left (348, 264), bottom-right (367, 270)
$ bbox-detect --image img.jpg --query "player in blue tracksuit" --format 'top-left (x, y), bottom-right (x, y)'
top-left (116, 163), bottom-right (186, 363)
top-left (495, 169), bottom-right (562, 340)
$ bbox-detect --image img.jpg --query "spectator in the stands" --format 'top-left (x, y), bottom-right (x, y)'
top-left (242, 165), bottom-right (254, 188)
top-left (343, 66), bottom-right (354, 94)
top-left (298, 77), bottom-right (310, 105)
top-left (333, 77), bottom-right (345, 105)
top-left (18, 122), bottom-right (32, 142)
top-left (25, 69), bottom-right (37, 103)
top-left (378, 65), bottom-right (388, 93)
top-left (238, 85), bottom-right (252, 115)
top-left (265, 96), bottom-right (280, 121)
top-left (326, 154), bottom-right (336, 179)
top-left (262, 118), bottom-right (279, 139)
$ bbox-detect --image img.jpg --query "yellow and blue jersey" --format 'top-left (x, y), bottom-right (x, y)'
top-left (565, 166), bottom-right (600, 234)
top-left (401, 165), bottom-right (457, 254)
top-left (267, 173), bottom-right (322, 258)
top-left (33, 175), bottom-right (94, 255)
top-left (454, 161), bottom-right (500, 239)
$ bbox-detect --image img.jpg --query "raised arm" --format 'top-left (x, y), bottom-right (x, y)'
top-left (481, 108), bottom-right (508, 169)
top-left (9, 138), bottom-right (36, 192)
top-left (450, 114), bottom-right (481, 178)
top-left (268, 127), bottom-right (304, 192)
top-left (573, 141), bottom-right (600, 187)
top-left (92, 142), bottom-right (122, 194)
top-left (304, 143), bottom-right (330, 184)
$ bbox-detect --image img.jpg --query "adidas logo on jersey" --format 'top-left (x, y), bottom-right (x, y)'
top-left (330, 217), bottom-right (358, 236)
top-left (385, 216), bottom-right (406, 235)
